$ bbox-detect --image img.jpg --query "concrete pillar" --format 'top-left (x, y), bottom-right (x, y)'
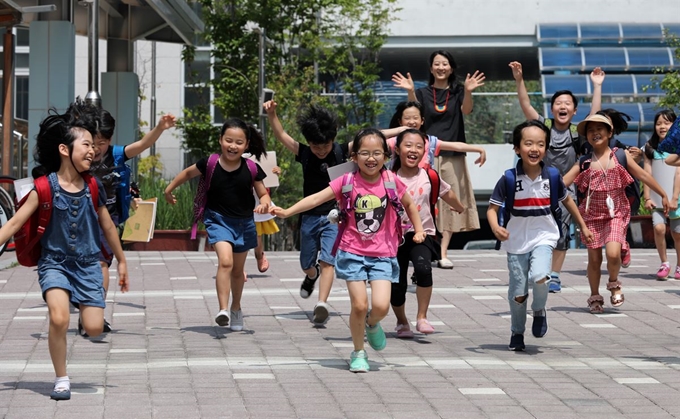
top-left (28, 21), bottom-right (76, 172)
top-left (101, 72), bottom-right (139, 147)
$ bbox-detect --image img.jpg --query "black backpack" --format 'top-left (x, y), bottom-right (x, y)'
top-left (298, 142), bottom-right (346, 173)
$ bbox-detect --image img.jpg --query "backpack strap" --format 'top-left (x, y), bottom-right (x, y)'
top-left (546, 166), bottom-right (564, 239)
top-left (613, 147), bottom-right (628, 170)
top-left (427, 135), bottom-right (438, 167)
top-left (245, 158), bottom-right (258, 185)
top-left (382, 169), bottom-right (408, 244)
top-left (331, 171), bottom-right (355, 256)
top-left (82, 173), bottom-right (99, 211)
top-left (33, 176), bottom-right (52, 243)
top-left (191, 153), bottom-right (220, 240)
top-left (495, 168), bottom-right (516, 250)
top-left (426, 167), bottom-right (440, 220)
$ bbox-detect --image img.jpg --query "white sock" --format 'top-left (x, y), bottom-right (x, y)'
top-left (54, 376), bottom-right (70, 391)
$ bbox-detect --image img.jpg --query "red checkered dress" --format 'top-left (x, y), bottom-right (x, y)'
top-left (574, 151), bottom-right (633, 249)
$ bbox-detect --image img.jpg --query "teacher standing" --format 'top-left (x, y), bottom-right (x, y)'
top-left (393, 50), bottom-right (485, 268)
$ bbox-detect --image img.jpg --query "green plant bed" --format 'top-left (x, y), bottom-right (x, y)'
top-left (137, 176), bottom-right (195, 230)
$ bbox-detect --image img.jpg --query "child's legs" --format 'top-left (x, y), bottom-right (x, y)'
top-left (410, 242), bottom-right (435, 320)
top-left (45, 289), bottom-right (71, 378)
top-left (229, 251), bottom-right (248, 311)
top-left (367, 280), bottom-right (392, 326)
top-left (391, 242), bottom-right (412, 325)
top-left (652, 212), bottom-right (668, 263)
top-left (299, 215), bottom-right (321, 278)
top-left (346, 281), bottom-right (369, 351)
top-left (317, 219), bottom-right (338, 303)
top-left (507, 252), bottom-right (530, 334)
top-left (671, 218), bottom-right (680, 265)
top-left (528, 245), bottom-right (552, 312)
top-left (254, 234), bottom-right (264, 259)
top-left (80, 305), bottom-right (105, 337)
top-left (214, 241), bottom-right (235, 310)
top-left (605, 241), bottom-right (622, 279)
top-left (587, 248), bottom-right (603, 295)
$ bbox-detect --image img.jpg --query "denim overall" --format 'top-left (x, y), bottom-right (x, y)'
top-left (37, 173), bottom-right (105, 308)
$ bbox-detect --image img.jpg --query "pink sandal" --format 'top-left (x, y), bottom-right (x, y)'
top-left (256, 253), bottom-right (269, 273)
top-left (607, 280), bottom-right (625, 307)
top-left (587, 295), bottom-right (605, 314)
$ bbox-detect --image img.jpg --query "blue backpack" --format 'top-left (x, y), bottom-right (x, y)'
top-left (112, 145), bottom-right (132, 223)
top-left (495, 166), bottom-right (563, 250)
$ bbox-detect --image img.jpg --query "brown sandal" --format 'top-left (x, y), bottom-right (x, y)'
top-left (587, 295), bottom-right (605, 314)
top-left (606, 280), bottom-right (625, 307)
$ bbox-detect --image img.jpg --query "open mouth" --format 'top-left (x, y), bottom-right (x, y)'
top-left (406, 153), bottom-right (419, 163)
top-left (527, 153), bottom-right (540, 162)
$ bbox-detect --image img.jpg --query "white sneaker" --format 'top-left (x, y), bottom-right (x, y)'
top-left (230, 309), bottom-right (244, 331)
top-left (313, 302), bottom-right (330, 324)
top-left (215, 309), bottom-right (229, 327)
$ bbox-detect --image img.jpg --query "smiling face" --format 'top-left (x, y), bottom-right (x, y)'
top-left (655, 114), bottom-right (673, 140)
top-left (64, 128), bottom-right (96, 172)
top-left (430, 54), bottom-right (453, 84)
top-left (550, 94), bottom-right (577, 126)
top-left (93, 134), bottom-right (111, 162)
top-left (310, 142), bottom-right (334, 160)
top-left (400, 106), bottom-right (424, 130)
top-left (585, 121), bottom-right (613, 150)
top-left (514, 126), bottom-right (547, 168)
top-left (397, 132), bottom-right (425, 169)
top-left (352, 135), bottom-right (387, 179)
top-left (219, 127), bottom-right (249, 161)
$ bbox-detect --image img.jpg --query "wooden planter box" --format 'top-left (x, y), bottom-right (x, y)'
top-left (126, 230), bottom-right (214, 252)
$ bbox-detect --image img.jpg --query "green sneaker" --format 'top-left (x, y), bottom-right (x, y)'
top-left (365, 321), bottom-right (386, 351)
top-left (349, 350), bottom-right (369, 373)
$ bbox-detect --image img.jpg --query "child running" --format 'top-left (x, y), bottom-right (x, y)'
top-left (0, 103), bottom-right (129, 400)
top-left (642, 110), bottom-right (680, 280)
top-left (488, 120), bottom-right (591, 351)
top-left (387, 101), bottom-right (486, 168)
top-left (390, 128), bottom-right (464, 337)
top-left (563, 112), bottom-right (669, 313)
top-left (164, 118), bottom-right (270, 331)
top-left (89, 109), bottom-right (175, 335)
top-left (272, 128), bottom-right (425, 372)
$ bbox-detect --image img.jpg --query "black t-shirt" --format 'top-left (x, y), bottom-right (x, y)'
top-left (295, 142), bottom-right (350, 215)
top-left (91, 146), bottom-right (130, 220)
top-left (196, 157), bottom-right (266, 219)
top-left (416, 84), bottom-right (466, 157)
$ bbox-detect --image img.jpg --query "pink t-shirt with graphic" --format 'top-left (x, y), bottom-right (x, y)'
top-left (330, 171), bottom-right (407, 258)
top-left (386, 135), bottom-right (441, 168)
top-left (397, 168), bottom-right (451, 235)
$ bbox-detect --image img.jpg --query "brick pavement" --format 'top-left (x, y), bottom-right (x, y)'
top-left (0, 249), bottom-right (680, 418)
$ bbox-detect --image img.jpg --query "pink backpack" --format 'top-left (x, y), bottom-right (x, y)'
top-left (191, 154), bottom-right (258, 239)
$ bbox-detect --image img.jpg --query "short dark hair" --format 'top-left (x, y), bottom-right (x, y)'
top-left (428, 50), bottom-right (458, 88)
top-left (98, 109), bottom-right (116, 140)
top-left (512, 119), bottom-right (551, 151)
top-left (296, 105), bottom-right (338, 145)
top-left (550, 90), bottom-right (578, 108)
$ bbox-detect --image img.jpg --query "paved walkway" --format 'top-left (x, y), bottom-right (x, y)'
top-left (0, 249), bottom-right (680, 418)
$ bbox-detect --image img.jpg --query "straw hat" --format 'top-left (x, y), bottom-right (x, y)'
top-left (576, 114), bottom-right (613, 136)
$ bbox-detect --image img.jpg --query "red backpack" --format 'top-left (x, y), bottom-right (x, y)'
top-left (190, 154), bottom-right (258, 239)
top-left (14, 174), bottom-right (99, 267)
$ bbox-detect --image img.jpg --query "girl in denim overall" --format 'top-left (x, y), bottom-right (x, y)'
top-left (0, 103), bottom-right (129, 400)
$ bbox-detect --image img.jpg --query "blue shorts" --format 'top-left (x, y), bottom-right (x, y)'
top-left (204, 209), bottom-right (257, 253)
top-left (334, 250), bottom-right (399, 283)
top-left (300, 214), bottom-right (337, 269)
top-left (38, 252), bottom-right (105, 308)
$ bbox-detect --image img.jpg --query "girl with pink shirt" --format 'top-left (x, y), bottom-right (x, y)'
top-left (391, 129), bottom-right (465, 337)
top-left (273, 128), bottom-right (425, 373)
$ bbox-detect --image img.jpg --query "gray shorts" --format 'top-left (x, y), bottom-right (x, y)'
top-left (652, 211), bottom-right (680, 233)
top-left (554, 202), bottom-right (572, 251)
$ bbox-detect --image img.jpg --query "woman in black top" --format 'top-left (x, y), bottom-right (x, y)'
top-left (392, 50), bottom-right (485, 268)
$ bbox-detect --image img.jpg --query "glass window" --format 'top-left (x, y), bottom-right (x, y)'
top-left (621, 24), bottom-right (663, 41)
top-left (583, 48), bottom-right (626, 69)
top-left (580, 24), bottom-right (620, 42)
top-left (537, 24), bottom-right (578, 43)
top-left (183, 49), bottom-right (211, 83)
top-left (627, 48), bottom-right (671, 69)
top-left (539, 48), bottom-right (582, 70)
top-left (640, 103), bottom-right (659, 127)
top-left (15, 28), bottom-right (29, 47)
top-left (543, 75), bottom-right (588, 97)
top-left (184, 85), bottom-right (210, 111)
top-left (634, 74), bottom-right (663, 95)
top-left (596, 75), bottom-right (635, 96)
top-left (15, 76), bottom-right (28, 120)
top-left (665, 24), bottom-right (680, 39)
top-left (15, 53), bottom-right (29, 69)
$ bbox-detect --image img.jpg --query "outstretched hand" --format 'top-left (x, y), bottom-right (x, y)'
top-left (270, 207), bottom-right (289, 219)
top-left (464, 71), bottom-right (485, 92)
top-left (392, 72), bottom-right (415, 92)
top-left (508, 61), bottom-right (523, 81)
top-left (158, 114), bottom-right (177, 130)
top-left (263, 100), bottom-right (277, 115)
top-left (474, 149), bottom-right (487, 166)
top-left (254, 202), bottom-right (270, 214)
top-left (590, 67), bottom-right (605, 86)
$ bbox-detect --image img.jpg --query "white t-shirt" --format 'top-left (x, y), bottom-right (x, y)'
top-left (397, 168), bottom-right (451, 235)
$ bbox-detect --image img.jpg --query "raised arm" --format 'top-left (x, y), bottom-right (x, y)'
top-left (392, 72), bottom-right (417, 102)
top-left (0, 190), bottom-right (38, 245)
top-left (164, 164), bottom-right (201, 204)
top-left (589, 67), bottom-right (605, 116)
top-left (124, 114), bottom-right (177, 158)
top-left (381, 126), bottom-right (408, 139)
top-left (438, 142), bottom-right (486, 166)
top-left (461, 71), bottom-right (485, 115)
top-left (263, 100), bottom-right (300, 156)
top-left (271, 187), bottom-right (336, 219)
top-left (509, 61), bottom-right (540, 120)
top-left (562, 162), bottom-right (581, 187)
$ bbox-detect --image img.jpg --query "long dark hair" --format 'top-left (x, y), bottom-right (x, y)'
top-left (390, 128), bottom-right (426, 173)
top-left (219, 117), bottom-right (265, 161)
top-left (389, 101), bottom-right (425, 133)
top-left (427, 50), bottom-right (461, 91)
top-left (644, 109), bottom-right (677, 160)
top-left (596, 109), bottom-right (631, 135)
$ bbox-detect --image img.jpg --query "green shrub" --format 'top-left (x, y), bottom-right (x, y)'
top-left (138, 175), bottom-right (196, 230)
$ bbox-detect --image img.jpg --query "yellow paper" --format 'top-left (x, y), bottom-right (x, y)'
top-left (122, 199), bottom-right (157, 243)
